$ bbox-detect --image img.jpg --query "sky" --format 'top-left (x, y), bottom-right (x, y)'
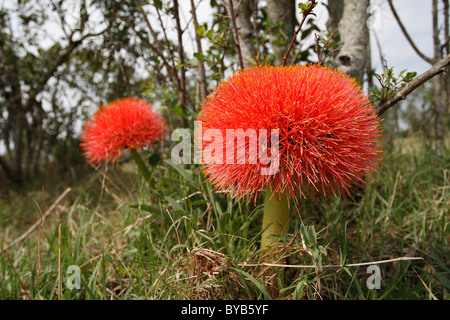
top-left (364, 0), bottom-right (435, 74)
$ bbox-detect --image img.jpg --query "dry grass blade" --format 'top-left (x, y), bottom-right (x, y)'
top-left (239, 256), bottom-right (424, 269)
top-left (4, 187), bottom-right (71, 250)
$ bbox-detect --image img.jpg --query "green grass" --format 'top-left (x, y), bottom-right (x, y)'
top-left (0, 136), bottom-right (448, 300)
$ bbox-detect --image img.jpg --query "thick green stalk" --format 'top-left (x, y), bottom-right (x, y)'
top-left (130, 148), bottom-right (151, 182)
top-left (261, 186), bottom-right (290, 256)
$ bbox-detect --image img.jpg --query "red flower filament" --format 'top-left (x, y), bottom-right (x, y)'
top-left (81, 98), bottom-right (167, 166)
top-left (198, 65), bottom-right (383, 202)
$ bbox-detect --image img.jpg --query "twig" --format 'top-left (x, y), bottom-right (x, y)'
top-left (239, 256), bottom-right (424, 269)
top-left (173, 0), bottom-right (188, 125)
top-left (227, 0), bottom-right (245, 70)
top-left (117, 55), bottom-right (132, 97)
top-left (283, 0), bottom-right (317, 67)
top-left (110, 9), bottom-right (178, 86)
top-left (387, 0), bottom-right (434, 64)
top-left (375, 53), bottom-right (450, 115)
top-left (371, 29), bottom-right (386, 68)
top-left (190, 0), bottom-right (208, 104)
top-left (5, 187), bottom-right (71, 250)
top-left (176, 190), bottom-right (203, 203)
top-left (314, 28), bottom-right (341, 65)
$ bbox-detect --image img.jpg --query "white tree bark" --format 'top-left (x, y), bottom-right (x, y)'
top-left (334, 0), bottom-right (370, 82)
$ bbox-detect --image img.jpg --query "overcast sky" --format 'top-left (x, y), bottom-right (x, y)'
top-left (365, 0), bottom-right (435, 74)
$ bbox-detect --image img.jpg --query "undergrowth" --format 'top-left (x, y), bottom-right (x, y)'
top-left (0, 136), bottom-right (448, 300)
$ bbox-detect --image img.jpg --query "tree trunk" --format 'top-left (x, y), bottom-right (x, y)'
top-left (266, 0), bottom-right (296, 66)
top-left (433, 0), bottom-right (444, 156)
top-left (173, 0), bottom-right (188, 127)
top-left (444, 0), bottom-right (449, 116)
top-left (234, 0), bottom-right (258, 67)
top-left (190, 0), bottom-right (208, 104)
top-left (326, 0), bottom-right (344, 34)
top-left (334, 0), bottom-right (370, 83)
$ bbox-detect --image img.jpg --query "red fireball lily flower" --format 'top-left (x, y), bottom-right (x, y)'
top-left (198, 64), bottom-right (383, 203)
top-left (81, 98), bottom-right (167, 166)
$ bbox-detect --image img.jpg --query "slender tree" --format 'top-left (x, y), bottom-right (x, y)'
top-left (0, 1), bottom-right (108, 185)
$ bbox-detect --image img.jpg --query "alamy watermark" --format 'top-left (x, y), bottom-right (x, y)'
top-left (366, 265), bottom-right (382, 290)
top-left (367, 5), bottom-right (383, 30)
top-left (171, 121), bottom-right (280, 175)
top-left (66, 265), bottom-right (81, 290)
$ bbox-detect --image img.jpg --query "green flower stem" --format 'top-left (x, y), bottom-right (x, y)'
top-left (261, 185), bottom-right (290, 257)
top-left (130, 148), bottom-right (151, 182)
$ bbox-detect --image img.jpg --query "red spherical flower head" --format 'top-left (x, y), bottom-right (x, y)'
top-left (197, 64), bottom-right (383, 203)
top-left (81, 98), bottom-right (167, 166)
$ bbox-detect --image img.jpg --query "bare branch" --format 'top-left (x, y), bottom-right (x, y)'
top-left (239, 256), bottom-right (424, 269)
top-left (283, 0), bottom-right (316, 67)
top-left (26, 24), bottom-right (108, 109)
top-left (227, 0), bottom-right (245, 70)
top-left (376, 54), bottom-right (450, 115)
top-left (5, 188), bottom-right (72, 249)
top-left (111, 9), bottom-right (178, 86)
top-left (387, 0), bottom-right (434, 64)
top-left (190, 0), bottom-right (208, 104)
top-left (173, 0), bottom-right (188, 126)
top-left (314, 28), bottom-right (341, 65)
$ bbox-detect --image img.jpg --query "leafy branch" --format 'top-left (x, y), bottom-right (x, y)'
top-left (283, 0), bottom-right (317, 67)
top-left (369, 61), bottom-right (417, 106)
top-left (375, 53), bottom-right (450, 115)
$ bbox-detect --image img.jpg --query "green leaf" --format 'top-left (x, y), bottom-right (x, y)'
top-left (405, 71), bottom-right (417, 81)
top-left (165, 196), bottom-right (185, 214)
top-left (153, 0), bottom-right (162, 10)
top-left (170, 98), bottom-right (180, 111)
top-left (300, 224), bottom-right (313, 248)
top-left (130, 203), bottom-right (162, 215)
top-left (196, 24), bottom-right (205, 36)
top-left (298, 2), bottom-right (310, 11)
top-left (318, 245), bottom-right (327, 256)
top-left (368, 87), bottom-right (382, 97)
top-left (231, 268), bottom-right (273, 300)
top-left (148, 153), bottom-right (161, 166)
top-left (205, 29), bottom-right (214, 40)
top-left (171, 106), bottom-right (184, 115)
top-left (244, 57), bottom-right (258, 66)
top-left (193, 52), bottom-right (204, 62)
top-left (163, 159), bottom-right (196, 187)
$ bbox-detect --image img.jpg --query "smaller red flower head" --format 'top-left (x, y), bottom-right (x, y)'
top-left (80, 98), bottom-right (167, 166)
